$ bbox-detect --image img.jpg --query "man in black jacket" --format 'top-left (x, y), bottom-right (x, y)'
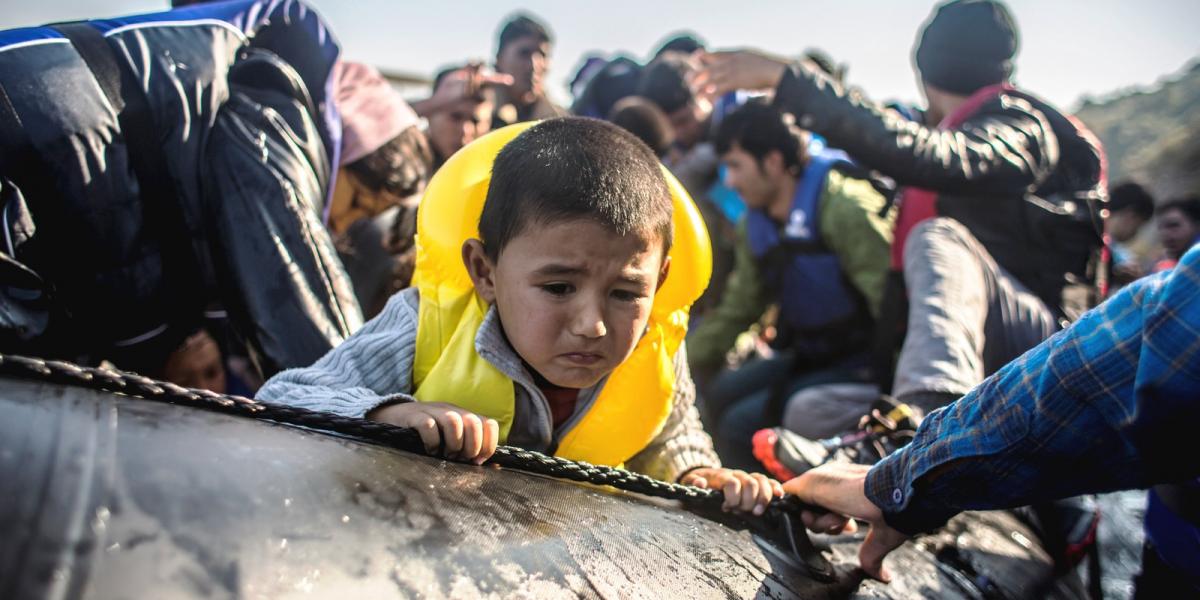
top-left (693, 0), bottom-right (1105, 419)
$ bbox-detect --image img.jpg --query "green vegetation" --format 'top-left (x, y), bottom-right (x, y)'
top-left (1075, 60), bottom-right (1200, 199)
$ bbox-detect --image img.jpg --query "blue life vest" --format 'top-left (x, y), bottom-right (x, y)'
top-left (745, 148), bottom-right (871, 358)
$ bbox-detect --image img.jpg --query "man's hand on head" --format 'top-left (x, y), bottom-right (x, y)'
top-left (415, 64), bottom-right (514, 118)
top-left (444, 64), bottom-right (513, 98)
top-left (690, 49), bottom-right (790, 100)
top-left (783, 462), bottom-right (910, 583)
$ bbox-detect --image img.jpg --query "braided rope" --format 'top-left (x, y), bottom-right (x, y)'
top-left (0, 353), bottom-right (817, 523)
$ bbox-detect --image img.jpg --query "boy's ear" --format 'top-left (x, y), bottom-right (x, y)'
top-left (656, 255), bottom-right (671, 291)
top-left (462, 239), bottom-right (498, 303)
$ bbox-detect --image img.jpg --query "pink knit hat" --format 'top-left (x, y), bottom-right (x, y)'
top-left (334, 61), bottom-right (419, 166)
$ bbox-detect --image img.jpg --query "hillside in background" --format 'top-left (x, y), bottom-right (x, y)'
top-left (1075, 59), bottom-right (1200, 200)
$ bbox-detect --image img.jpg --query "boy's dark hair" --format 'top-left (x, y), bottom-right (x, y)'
top-left (479, 117), bottom-right (673, 261)
top-left (1157, 195), bottom-right (1200, 222)
top-left (497, 14), bottom-right (552, 56)
top-left (608, 96), bottom-right (674, 158)
top-left (1109, 181), bottom-right (1155, 220)
top-left (637, 54), bottom-right (694, 114)
top-left (715, 100), bottom-right (809, 174)
top-left (345, 126), bottom-right (433, 198)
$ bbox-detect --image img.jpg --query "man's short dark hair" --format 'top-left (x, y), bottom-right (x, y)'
top-left (1109, 181), bottom-right (1155, 220)
top-left (479, 117), bottom-right (673, 261)
top-left (715, 101), bottom-right (808, 174)
top-left (1157, 196), bottom-right (1200, 223)
top-left (637, 54), bottom-right (694, 114)
top-left (609, 96), bottom-right (674, 158)
top-left (497, 14), bottom-right (552, 56)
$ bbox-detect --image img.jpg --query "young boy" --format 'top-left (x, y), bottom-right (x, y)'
top-left (258, 118), bottom-right (781, 514)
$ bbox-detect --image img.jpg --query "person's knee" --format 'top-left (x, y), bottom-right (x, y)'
top-left (782, 383), bottom-right (878, 439)
top-left (905, 218), bottom-right (974, 264)
top-left (903, 217), bottom-right (989, 292)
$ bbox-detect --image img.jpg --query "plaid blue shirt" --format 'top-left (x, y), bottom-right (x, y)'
top-left (866, 244), bottom-right (1200, 534)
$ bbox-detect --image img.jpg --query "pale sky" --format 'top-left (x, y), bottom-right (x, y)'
top-left (4, 0), bottom-right (1198, 110)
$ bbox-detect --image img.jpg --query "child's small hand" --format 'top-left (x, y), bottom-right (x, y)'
top-left (681, 467), bottom-right (784, 516)
top-left (367, 402), bottom-right (499, 464)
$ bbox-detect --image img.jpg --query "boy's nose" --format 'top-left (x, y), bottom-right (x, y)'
top-left (569, 302), bottom-right (607, 339)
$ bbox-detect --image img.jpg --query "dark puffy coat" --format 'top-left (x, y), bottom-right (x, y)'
top-left (773, 65), bottom-right (1106, 320)
top-left (0, 0), bottom-right (361, 374)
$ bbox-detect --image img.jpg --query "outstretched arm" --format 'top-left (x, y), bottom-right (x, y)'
top-left (258, 287), bottom-right (501, 463)
top-left (693, 50), bottom-right (1054, 194)
top-left (786, 246), bottom-right (1200, 580)
top-left (409, 64), bottom-right (512, 118)
top-left (256, 289), bottom-right (420, 417)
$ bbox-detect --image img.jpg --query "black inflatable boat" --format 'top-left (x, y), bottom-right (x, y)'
top-left (0, 355), bottom-right (1087, 598)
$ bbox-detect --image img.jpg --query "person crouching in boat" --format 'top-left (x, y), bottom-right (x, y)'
top-left (258, 117), bottom-right (783, 515)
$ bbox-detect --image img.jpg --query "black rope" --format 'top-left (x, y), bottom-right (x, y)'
top-left (0, 352), bottom-right (836, 580)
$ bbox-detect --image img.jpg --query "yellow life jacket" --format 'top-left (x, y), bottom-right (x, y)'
top-left (411, 122), bottom-right (711, 466)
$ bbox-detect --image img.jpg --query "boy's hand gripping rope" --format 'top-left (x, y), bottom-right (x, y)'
top-left (0, 353), bottom-right (836, 582)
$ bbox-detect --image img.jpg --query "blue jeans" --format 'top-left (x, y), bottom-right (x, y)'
top-left (894, 218), bottom-right (1057, 400)
top-left (700, 352), bottom-right (871, 471)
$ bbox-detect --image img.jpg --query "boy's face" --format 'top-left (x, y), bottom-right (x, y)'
top-left (1157, 208), bottom-right (1200, 259)
top-left (162, 331), bottom-right (227, 394)
top-left (463, 219), bottom-right (668, 389)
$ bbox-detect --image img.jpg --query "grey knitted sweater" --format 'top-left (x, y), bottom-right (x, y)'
top-left (257, 287), bottom-right (721, 482)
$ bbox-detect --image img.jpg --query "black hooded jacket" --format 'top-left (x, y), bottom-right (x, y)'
top-left (772, 64), bottom-right (1106, 320)
top-left (0, 0), bottom-right (361, 374)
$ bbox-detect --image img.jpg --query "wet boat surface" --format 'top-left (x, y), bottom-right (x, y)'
top-left (0, 378), bottom-right (1084, 598)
